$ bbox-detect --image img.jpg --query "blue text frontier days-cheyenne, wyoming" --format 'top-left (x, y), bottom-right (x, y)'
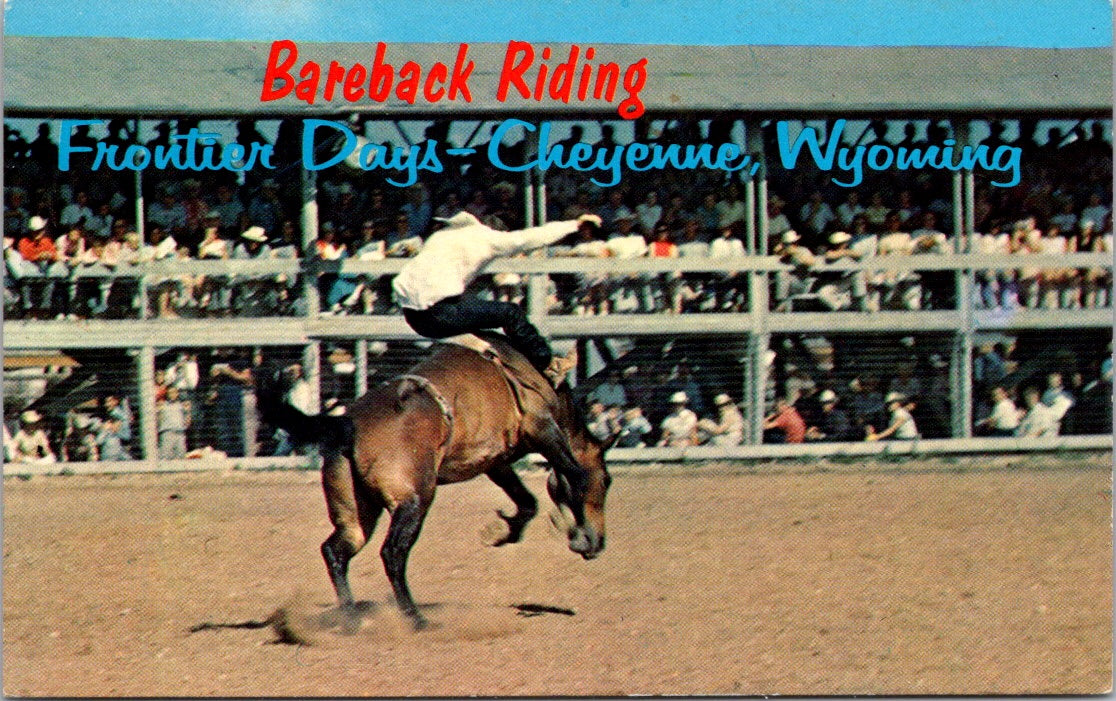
top-left (57, 117), bottom-right (1022, 188)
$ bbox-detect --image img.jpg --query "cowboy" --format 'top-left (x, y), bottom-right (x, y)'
top-left (11, 410), bottom-right (56, 464)
top-left (698, 393), bottom-right (744, 446)
top-left (393, 211), bottom-right (599, 385)
top-left (657, 391), bottom-right (699, 447)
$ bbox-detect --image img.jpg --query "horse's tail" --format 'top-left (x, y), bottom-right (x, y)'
top-left (256, 372), bottom-right (354, 454)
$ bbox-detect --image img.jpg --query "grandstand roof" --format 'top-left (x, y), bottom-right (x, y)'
top-left (4, 36), bottom-right (1111, 118)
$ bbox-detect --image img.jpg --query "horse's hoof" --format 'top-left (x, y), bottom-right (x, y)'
top-left (340, 611), bottom-right (362, 636)
top-left (480, 518), bottom-right (512, 546)
top-left (547, 507), bottom-right (576, 538)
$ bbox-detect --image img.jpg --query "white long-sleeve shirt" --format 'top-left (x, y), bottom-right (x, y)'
top-left (392, 211), bottom-right (579, 310)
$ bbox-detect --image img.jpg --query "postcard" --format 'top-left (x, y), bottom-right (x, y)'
top-left (3, 0), bottom-right (1112, 696)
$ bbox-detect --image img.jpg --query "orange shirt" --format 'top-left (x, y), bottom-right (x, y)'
top-left (18, 235), bottom-right (57, 263)
top-left (770, 406), bottom-right (806, 443)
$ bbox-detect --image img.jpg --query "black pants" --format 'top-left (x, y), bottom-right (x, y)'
top-left (403, 294), bottom-right (552, 372)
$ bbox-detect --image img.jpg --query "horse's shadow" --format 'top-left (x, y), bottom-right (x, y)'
top-left (188, 600), bottom-right (446, 644)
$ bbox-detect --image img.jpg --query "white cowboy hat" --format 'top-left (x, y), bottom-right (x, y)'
top-left (885, 392), bottom-right (906, 404)
top-left (819, 389), bottom-right (838, 403)
top-left (20, 409), bottom-right (42, 423)
top-left (829, 231), bottom-right (852, 245)
top-left (781, 229), bottom-right (800, 244)
top-left (241, 226), bottom-right (268, 242)
top-left (714, 393), bottom-right (734, 406)
top-left (28, 215), bottom-right (47, 231)
top-left (670, 391), bottom-right (688, 404)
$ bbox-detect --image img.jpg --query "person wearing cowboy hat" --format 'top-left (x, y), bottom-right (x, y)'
top-left (657, 391), bottom-right (698, 447)
top-left (815, 230), bottom-right (865, 311)
top-left (11, 409), bottom-right (56, 464)
top-left (697, 393), bottom-right (744, 446)
top-left (603, 209), bottom-right (651, 312)
top-left (17, 215), bottom-right (74, 318)
top-left (231, 226), bottom-right (277, 314)
top-left (806, 389), bottom-right (855, 442)
top-left (392, 210), bottom-right (601, 387)
top-left (866, 392), bottom-right (919, 441)
top-left (773, 229), bottom-right (817, 311)
top-left (233, 226), bottom-right (271, 258)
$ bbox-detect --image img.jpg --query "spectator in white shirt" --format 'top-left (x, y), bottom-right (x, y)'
top-left (658, 391), bottom-right (698, 447)
top-left (710, 222), bottom-right (747, 310)
top-left (975, 386), bottom-right (1021, 437)
top-left (1016, 387), bottom-right (1059, 437)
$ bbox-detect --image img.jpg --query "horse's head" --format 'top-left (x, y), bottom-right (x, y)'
top-left (547, 387), bottom-right (615, 560)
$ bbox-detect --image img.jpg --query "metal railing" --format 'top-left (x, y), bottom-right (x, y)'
top-left (4, 252), bottom-right (1112, 474)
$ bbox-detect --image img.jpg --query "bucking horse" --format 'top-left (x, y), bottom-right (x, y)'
top-left (258, 332), bottom-right (613, 630)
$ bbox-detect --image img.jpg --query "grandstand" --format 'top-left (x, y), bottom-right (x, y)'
top-left (3, 37), bottom-right (1112, 471)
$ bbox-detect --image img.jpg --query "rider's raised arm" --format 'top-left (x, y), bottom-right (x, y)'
top-left (487, 220), bottom-right (581, 257)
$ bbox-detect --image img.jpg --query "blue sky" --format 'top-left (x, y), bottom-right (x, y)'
top-left (4, 0), bottom-right (1113, 47)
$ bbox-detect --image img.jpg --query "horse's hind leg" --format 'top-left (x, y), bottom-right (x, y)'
top-left (485, 462), bottom-right (538, 545)
top-left (321, 451), bottom-right (383, 610)
top-left (381, 489), bottom-right (435, 630)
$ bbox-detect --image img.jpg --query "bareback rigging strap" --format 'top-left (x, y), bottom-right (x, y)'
top-left (396, 374), bottom-right (455, 450)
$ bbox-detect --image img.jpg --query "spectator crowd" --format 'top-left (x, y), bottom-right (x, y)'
top-left (4, 116), bottom-right (1112, 461)
top-left (5, 117), bottom-right (1112, 319)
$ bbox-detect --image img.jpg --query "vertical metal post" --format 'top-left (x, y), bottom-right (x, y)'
top-left (137, 273), bottom-right (150, 320)
top-left (746, 262), bottom-right (771, 444)
top-left (301, 164), bottom-right (320, 316)
top-left (536, 169), bottom-right (548, 225)
top-left (953, 118), bottom-right (976, 438)
top-left (527, 126), bottom-right (548, 323)
top-left (137, 346), bottom-right (158, 463)
top-left (133, 118), bottom-right (145, 243)
top-left (745, 333), bottom-right (770, 445)
top-left (527, 273), bottom-right (549, 325)
top-left (952, 172), bottom-right (964, 253)
top-left (524, 125), bottom-right (539, 228)
top-left (745, 118), bottom-right (768, 256)
top-left (964, 170), bottom-right (976, 251)
top-left (744, 179), bottom-right (757, 257)
top-left (355, 338), bottom-right (369, 398)
top-left (952, 331), bottom-right (974, 439)
top-left (303, 342), bottom-right (321, 415)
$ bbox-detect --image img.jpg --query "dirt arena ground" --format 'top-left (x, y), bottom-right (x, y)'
top-left (3, 455), bottom-right (1111, 696)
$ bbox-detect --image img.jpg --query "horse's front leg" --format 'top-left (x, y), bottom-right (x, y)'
top-left (527, 415), bottom-right (589, 526)
top-left (381, 491), bottom-right (435, 630)
top-left (483, 461), bottom-right (538, 546)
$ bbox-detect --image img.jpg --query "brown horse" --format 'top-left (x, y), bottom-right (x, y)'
top-left (259, 333), bottom-right (613, 630)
